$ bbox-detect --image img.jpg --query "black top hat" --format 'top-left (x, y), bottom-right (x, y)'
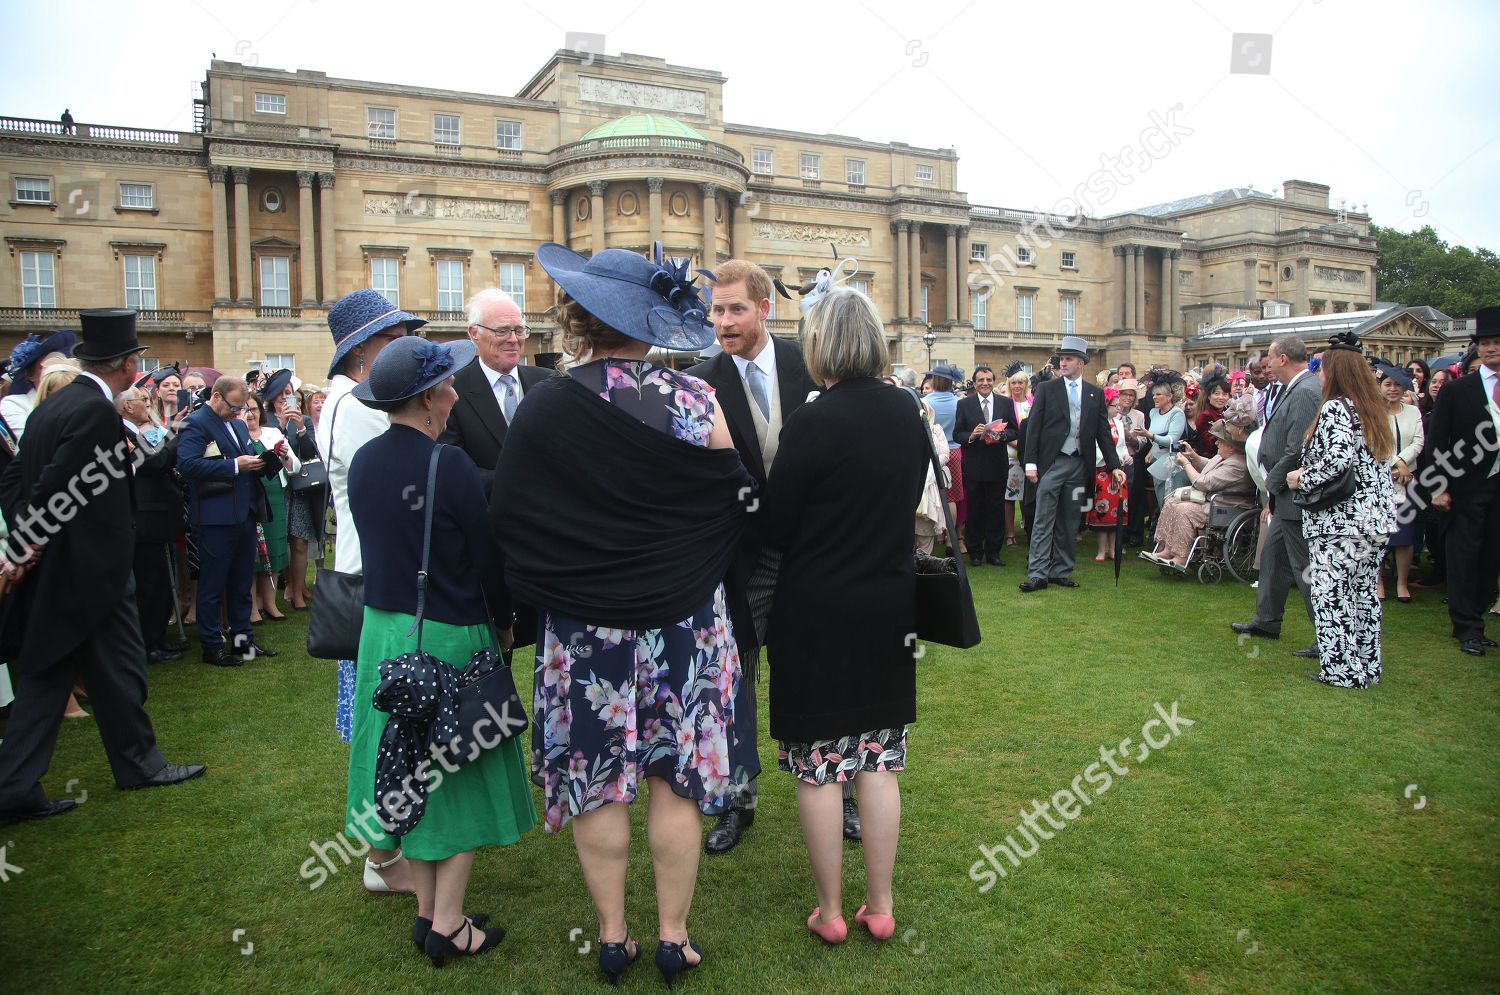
top-left (73, 308), bottom-right (148, 363)
top-left (1473, 305), bottom-right (1500, 342)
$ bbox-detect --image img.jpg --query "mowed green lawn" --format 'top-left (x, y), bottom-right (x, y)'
top-left (3, 549), bottom-right (1497, 994)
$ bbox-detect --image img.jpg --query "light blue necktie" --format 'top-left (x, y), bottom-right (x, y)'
top-left (1063, 380), bottom-right (1081, 455)
top-left (499, 374), bottom-right (519, 423)
top-left (747, 363), bottom-right (771, 421)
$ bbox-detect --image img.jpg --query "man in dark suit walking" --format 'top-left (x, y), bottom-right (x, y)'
top-left (954, 365), bottom-right (1017, 566)
top-left (1230, 335), bottom-right (1321, 655)
top-left (439, 288), bottom-right (552, 498)
top-left (0, 309), bottom-right (203, 824)
top-left (1020, 336), bottom-right (1124, 592)
top-left (1424, 307), bottom-right (1500, 656)
top-left (687, 258), bottom-right (827, 853)
top-left (176, 376), bottom-right (272, 666)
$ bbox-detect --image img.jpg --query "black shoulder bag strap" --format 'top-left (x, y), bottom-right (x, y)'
top-left (926, 436), bottom-right (970, 588)
top-left (406, 444), bottom-right (444, 649)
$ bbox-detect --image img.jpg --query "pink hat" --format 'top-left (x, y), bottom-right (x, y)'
top-left (1228, 369), bottom-right (1246, 381)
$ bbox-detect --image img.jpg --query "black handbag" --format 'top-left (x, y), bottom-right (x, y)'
top-left (307, 395), bottom-right (364, 660)
top-left (1291, 400), bottom-right (1359, 513)
top-left (914, 437), bottom-right (982, 649)
top-left (290, 456), bottom-right (328, 494)
top-left (410, 446), bottom-right (528, 763)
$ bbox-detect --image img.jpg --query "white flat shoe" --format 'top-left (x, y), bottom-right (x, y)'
top-left (363, 851), bottom-right (411, 894)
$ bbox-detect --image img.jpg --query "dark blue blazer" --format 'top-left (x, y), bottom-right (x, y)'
top-left (175, 404), bottom-right (259, 527)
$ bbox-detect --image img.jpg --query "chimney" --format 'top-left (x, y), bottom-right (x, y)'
top-left (1282, 180), bottom-right (1330, 208)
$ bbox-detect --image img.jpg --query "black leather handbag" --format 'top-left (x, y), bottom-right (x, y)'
top-left (307, 396), bottom-right (364, 660)
top-left (1291, 400), bottom-right (1358, 513)
top-left (914, 438), bottom-right (982, 649)
top-left (289, 456), bottom-right (328, 494)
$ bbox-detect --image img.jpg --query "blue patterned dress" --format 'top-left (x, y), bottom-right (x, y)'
top-left (530, 359), bottom-right (746, 834)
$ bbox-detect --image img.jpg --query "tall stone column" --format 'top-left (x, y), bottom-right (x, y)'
top-left (551, 190), bottom-right (567, 244)
top-left (945, 225), bottom-right (959, 322)
top-left (231, 166), bottom-right (252, 305)
top-left (1133, 245), bottom-right (1146, 333)
top-left (297, 171), bottom-right (317, 307)
top-left (1113, 246), bottom-right (1126, 329)
top-left (588, 180), bottom-right (607, 255)
top-left (909, 223), bottom-right (922, 323)
top-left (1243, 258), bottom-right (1258, 302)
top-left (1167, 249), bottom-right (1181, 333)
top-left (317, 172), bottom-right (336, 304)
top-left (1123, 245), bottom-right (1137, 331)
top-left (893, 221), bottom-right (909, 320)
top-left (208, 165), bottom-right (231, 305)
top-left (956, 227), bottom-right (971, 323)
top-left (647, 177), bottom-right (664, 248)
top-left (732, 191), bottom-right (752, 258)
top-left (1295, 256), bottom-right (1310, 315)
top-left (700, 183), bottom-right (718, 266)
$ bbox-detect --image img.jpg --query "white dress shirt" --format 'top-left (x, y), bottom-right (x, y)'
top-left (479, 359), bottom-right (526, 416)
top-left (731, 338), bottom-right (778, 402)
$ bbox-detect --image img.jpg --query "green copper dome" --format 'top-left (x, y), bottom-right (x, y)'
top-left (581, 114), bottom-right (707, 141)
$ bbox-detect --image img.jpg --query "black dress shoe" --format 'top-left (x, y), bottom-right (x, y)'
top-left (147, 648), bottom-right (183, 664)
top-left (249, 641), bottom-right (278, 658)
top-left (0, 798), bottom-right (78, 825)
top-left (704, 807), bottom-right (753, 854)
top-left (985, 556), bottom-right (1004, 567)
top-left (1049, 577), bottom-right (1080, 588)
top-left (412, 914), bottom-right (491, 952)
top-left (1291, 646), bottom-right (1320, 659)
top-left (201, 646), bottom-right (243, 667)
top-left (969, 556), bottom-right (984, 567)
top-left (130, 762), bottom-right (206, 789)
top-left (1229, 622), bottom-right (1280, 640)
top-left (1459, 640), bottom-right (1486, 657)
top-left (162, 638), bottom-right (191, 652)
top-left (1481, 637), bottom-right (1499, 648)
top-left (1019, 578), bottom-right (1048, 593)
top-left (842, 797), bottom-right (862, 842)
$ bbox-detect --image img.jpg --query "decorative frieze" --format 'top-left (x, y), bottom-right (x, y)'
top-left (1313, 265), bottom-right (1368, 285)
top-left (363, 193), bottom-right (530, 224)
top-left (578, 75), bottom-right (707, 116)
top-left (754, 220), bottom-right (869, 247)
top-left (336, 154), bottom-right (541, 185)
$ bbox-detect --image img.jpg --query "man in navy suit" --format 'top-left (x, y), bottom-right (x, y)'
top-left (1020, 336), bottom-right (1125, 591)
top-left (176, 376), bottom-right (272, 665)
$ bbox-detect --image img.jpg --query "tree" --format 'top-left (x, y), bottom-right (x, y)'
top-left (1372, 224), bottom-right (1500, 319)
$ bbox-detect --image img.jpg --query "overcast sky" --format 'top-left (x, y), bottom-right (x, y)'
top-left (6, 0), bottom-right (1496, 251)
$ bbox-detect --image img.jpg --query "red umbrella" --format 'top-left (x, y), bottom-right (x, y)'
top-left (187, 366), bottom-right (222, 383)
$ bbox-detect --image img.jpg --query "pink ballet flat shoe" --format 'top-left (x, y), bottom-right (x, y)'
top-left (854, 904), bottom-right (896, 941)
top-left (807, 907), bottom-right (847, 945)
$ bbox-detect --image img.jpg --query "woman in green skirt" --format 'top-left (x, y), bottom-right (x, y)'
top-left (345, 335), bottom-right (536, 967)
top-left (239, 396), bottom-right (299, 622)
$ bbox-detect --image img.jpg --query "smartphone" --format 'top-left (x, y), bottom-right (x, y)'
top-left (177, 389), bottom-right (190, 410)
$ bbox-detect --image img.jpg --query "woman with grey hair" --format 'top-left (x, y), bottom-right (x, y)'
top-left (761, 287), bottom-right (928, 946)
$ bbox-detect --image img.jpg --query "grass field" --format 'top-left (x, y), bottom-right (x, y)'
top-left (3, 550), bottom-right (1497, 994)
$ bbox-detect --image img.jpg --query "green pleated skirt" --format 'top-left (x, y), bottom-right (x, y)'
top-left (345, 607), bottom-right (537, 860)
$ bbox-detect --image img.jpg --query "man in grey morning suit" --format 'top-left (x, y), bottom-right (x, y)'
top-left (1231, 335), bottom-right (1321, 655)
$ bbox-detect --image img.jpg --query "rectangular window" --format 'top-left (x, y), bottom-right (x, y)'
top-left (495, 119), bottom-right (522, 150)
top-left (433, 113), bottom-right (461, 146)
top-left (752, 147), bottom-right (773, 174)
top-left (370, 257), bottom-right (399, 306)
top-left (367, 107), bottom-right (396, 139)
top-left (265, 353), bottom-right (296, 374)
top-left (15, 176), bottom-right (51, 203)
top-left (1061, 296), bottom-right (1076, 334)
top-left (920, 286), bottom-right (929, 324)
top-left (846, 158), bottom-right (866, 185)
top-left (915, 163), bottom-right (934, 182)
top-left (254, 93), bottom-right (287, 115)
top-left (124, 255), bottom-right (157, 310)
top-left (137, 357), bottom-right (161, 374)
top-left (499, 261), bottom-right (526, 314)
top-left (767, 291), bottom-right (777, 320)
top-left (800, 153), bottom-right (821, 179)
top-left (1061, 250), bottom-right (1077, 269)
top-left (20, 251), bottom-right (55, 308)
top-left (120, 182), bottom-right (154, 209)
top-left (437, 259), bottom-right (464, 312)
top-left (971, 292), bottom-right (987, 330)
top-left (259, 256), bottom-right (291, 307)
top-left (849, 278), bottom-right (869, 297)
top-left (970, 241), bottom-right (988, 261)
top-left (1017, 293), bottom-right (1034, 332)
top-left (1017, 246), bottom-right (1033, 264)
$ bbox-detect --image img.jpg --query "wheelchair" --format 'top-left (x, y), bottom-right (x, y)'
top-left (1142, 490), bottom-right (1261, 585)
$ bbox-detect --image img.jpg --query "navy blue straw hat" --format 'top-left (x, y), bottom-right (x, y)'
top-left (535, 242), bottom-right (715, 352)
top-left (326, 289), bottom-right (427, 379)
top-left (257, 368), bottom-right (294, 402)
top-left (925, 362), bottom-right (964, 382)
top-left (352, 337), bottom-right (476, 412)
top-left (1376, 363), bottom-right (1414, 391)
top-left (8, 329), bottom-right (78, 388)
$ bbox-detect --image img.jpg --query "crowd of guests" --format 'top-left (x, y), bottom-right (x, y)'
top-left (0, 243), bottom-right (1493, 986)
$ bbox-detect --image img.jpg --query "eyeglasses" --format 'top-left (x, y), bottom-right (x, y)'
top-left (473, 324), bottom-right (529, 342)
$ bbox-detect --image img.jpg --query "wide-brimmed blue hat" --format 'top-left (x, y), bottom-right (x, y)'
top-left (925, 362), bottom-right (964, 382)
top-left (536, 242), bottom-right (714, 352)
top-left (1375, 363), bottom-right (1414, 391)
top-left (327, 289), bottom-right (427, 379)
top-left (8, 329), bottom-right (77, 391)
top-left (257, 368), bottom-right (295, 402)
top-left (352, 337), bottom-right (476, 412)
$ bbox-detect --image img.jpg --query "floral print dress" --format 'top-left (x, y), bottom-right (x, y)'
top-left (530, 359), bottom-right (746, 833)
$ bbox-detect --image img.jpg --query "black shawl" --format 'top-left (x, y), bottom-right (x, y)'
top-left (493, 374), bottom-right (752, 630)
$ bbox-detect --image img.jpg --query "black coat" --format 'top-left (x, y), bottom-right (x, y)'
top-left (1022, 376), bottom-right (1122, 477)
top-left (437, 360), bottom-right (554, 499)
top-left (126, 425), bottom-right (185, 545)
top-left (686, 338), bottom-right (819, 486)
top-left (761, 378), bottom-right (927, 743)
top-left (1422, 369), bottom-right (1497, 508)
top-left (954, 391), bottom-right (1018, 483)
top-left (0, 378), bottom-right (136, 674)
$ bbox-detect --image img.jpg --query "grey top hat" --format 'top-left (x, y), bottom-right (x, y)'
top-left (1058, 335), bottom-right (1090, 361)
